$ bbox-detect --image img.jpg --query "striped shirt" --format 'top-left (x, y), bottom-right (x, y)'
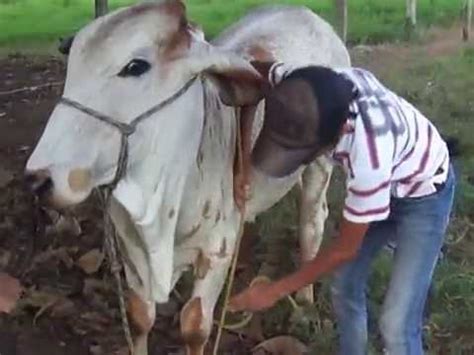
top-left (269, 64), bottom-right (450, 223)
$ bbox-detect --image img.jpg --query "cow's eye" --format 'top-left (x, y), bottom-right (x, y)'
top-left (118, 59), bottom-right (151, 78)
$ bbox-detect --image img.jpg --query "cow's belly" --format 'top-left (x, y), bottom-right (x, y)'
top-left (244, 167), bottom-right (303, 221)
top-left (172, 88), bottom-right (241, 275)
top-left (172, 177), bottom-right (241, 282)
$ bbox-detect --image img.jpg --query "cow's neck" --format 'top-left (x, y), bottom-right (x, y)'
top-left (110, 79), bottom-right (207, 302)
top-left (175, 78), bottom-right (303, 229)
top-left (175, 79), bottom-right (240, 244)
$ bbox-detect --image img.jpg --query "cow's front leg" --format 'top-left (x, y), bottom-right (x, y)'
top-left (127, 289), bottom-right (156, 355)
top-left (108, 198), bottom-right (156, 355)
top-left (180, 244), bottom-right (233, 355)
top-left (296, 157), bottom-right (332, 303)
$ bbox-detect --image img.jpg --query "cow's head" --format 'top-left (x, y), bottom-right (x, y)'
top-left (25, 0), bottom-right (265, 209)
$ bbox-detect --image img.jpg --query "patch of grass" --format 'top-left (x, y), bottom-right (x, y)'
top-left (0, 0), bottom-right (130, 46)
top-left (0, 0), bottom-right (462, 47)
top-left (382, 47), bottom-right (474, 216)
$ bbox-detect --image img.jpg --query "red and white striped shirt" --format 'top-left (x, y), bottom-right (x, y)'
top-left (269, 64), bottom-right (450, 223)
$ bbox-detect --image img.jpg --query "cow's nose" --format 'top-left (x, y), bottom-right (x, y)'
top-left (24, 169), bottom-right (53, 196)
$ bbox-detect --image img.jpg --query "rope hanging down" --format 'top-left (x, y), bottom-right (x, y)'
top-left (99, 189), bottom-right (135, 354)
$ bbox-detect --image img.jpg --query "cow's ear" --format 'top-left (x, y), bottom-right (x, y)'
top-left (205, 67), bottom-right (270, 106)
top-left (206, 60), bottom-right (280, 106)
top-left (182, 45), bottom-right (270, 106)
top-left (249, 61), bottom-right (275, 79)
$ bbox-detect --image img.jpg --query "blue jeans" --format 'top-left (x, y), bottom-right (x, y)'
top-left (331, 166), bottom-right (455, 355)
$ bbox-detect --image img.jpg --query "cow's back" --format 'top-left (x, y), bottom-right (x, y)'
top-left (212, 5), bottom-right (350, 67)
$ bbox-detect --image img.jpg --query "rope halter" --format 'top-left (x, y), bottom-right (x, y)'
top-left (58, 76), bottom-right (198, 191)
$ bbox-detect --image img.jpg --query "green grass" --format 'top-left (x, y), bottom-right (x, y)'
top-left (254, 47), bottom-right (474, 353)
top-left (383, 47), bottom-right (474, 216)
top-left (0, 0), bottom-right (463, 47)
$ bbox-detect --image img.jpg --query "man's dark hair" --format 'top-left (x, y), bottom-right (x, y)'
top-left (287, 66), bottom-right (357, 148)
top-left (252, 65), bottom-right (358, 177)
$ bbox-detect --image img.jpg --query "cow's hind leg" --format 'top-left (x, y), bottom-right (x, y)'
top-left (296, 156), bottom-right (332, 303)
top-left (180, 243), bottom-right (233, 355)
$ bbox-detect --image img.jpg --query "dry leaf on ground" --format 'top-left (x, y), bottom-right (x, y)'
top-left (0, 272), bottom-right (22, 314)
top-left (28, 247), bottom-right (74, 272)
top-left (0, 249), bottom-right (11, 269)
top-left (48, 215), bottom-right (82, 237)
top-left (76, 249), bottom-right (104, 274)
top-left (0, 167), bottom-right (14, 189)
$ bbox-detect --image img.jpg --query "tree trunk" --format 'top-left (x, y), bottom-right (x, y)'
top-left (335, 0), bottom-right (348, 43)
top-left (463, 0), bottom-right (473, 41)
top-left (95, 0), bottom-right (108, 18)
top-left (406, 0), bottom-right (417, 27)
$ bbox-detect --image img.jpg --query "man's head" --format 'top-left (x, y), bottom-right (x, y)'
top-left (252, 65), bottom-right (357, 177)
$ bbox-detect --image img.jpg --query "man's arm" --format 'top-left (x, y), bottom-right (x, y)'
top-left (229, 218), bottom-right (368, 312)
top-left (272, 218), bottom-right (368, 298)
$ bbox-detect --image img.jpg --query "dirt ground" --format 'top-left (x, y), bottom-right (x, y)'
top-left (0, 26), bottom-right (470, 354)
top-left (0, 55), bottom-right (136, 354)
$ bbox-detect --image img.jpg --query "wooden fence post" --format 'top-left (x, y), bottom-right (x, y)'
top-left (406, 0), bottom-right (417, 27)
top-left (335, 0), bottom-right (348, 43)
top-left (463, 0), bottom-right (473, 41)
top-left (95, 0), bottom-right (108, 18)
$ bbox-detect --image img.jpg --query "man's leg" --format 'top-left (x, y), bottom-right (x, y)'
top-left (379, 169), bottom-right (455, 355)
top-left (331, 218), bottom-right (396, 355)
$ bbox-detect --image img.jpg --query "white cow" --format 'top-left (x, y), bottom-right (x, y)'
top-left (25, 1), bottom-right (350, 354)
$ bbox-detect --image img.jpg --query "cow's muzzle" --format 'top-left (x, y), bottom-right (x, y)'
top-left (24, 169), bottom-right (54, 198)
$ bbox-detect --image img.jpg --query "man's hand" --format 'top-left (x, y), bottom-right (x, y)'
top-left (228, 277), bottom-right (279, 313)
top-left (228, 219), bottom-right (368, 313)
